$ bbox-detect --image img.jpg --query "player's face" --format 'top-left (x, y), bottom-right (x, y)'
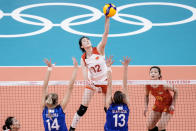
top-left (81, 38), bottom-right (92, 49)
top-left (150, 68), bottom-right (160, 80)
top-left (11, 118), bottom-right (20, 130)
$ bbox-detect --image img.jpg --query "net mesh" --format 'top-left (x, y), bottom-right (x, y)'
top-left (0, 80), bottom-right (196, 131)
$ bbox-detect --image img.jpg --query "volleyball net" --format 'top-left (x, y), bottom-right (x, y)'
top-left (0, 80), bottom-right (196, 131)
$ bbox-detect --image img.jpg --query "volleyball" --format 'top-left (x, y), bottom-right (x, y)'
top-left (103, 3), bottom-right (117, 17)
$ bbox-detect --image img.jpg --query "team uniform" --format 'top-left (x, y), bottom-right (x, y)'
top-left (146, 85), bottom-right (173, 114)
top-left (104, 103), bottom-right (129, 131)
top-left (81, 47), bottom-right (108, 93)
top-left (42, 105), bottom-right (68, 131)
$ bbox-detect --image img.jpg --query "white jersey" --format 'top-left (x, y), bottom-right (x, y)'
top-left (81, 47), bottom-right (107, 84)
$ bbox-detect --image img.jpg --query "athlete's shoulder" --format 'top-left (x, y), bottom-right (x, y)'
top-left (43, 106), bottom-right (48, 112)
top-left (146, 85), bottom-right (152, 90)
top-left (81, 52), bottom-right (86, 59)
top-left (81, 52), bottom-right (87, 66)
top-left (54, 104), bottom-right (61, 109)
top-left (92, 47), bottom-right (99, 55)
top-left (56, 105), bottom-right (66, 114)
top-left (54, 105), bottom-right (63, 111)
top-left (146, 84), bottom-right (151, 87)
top-left (123, 104), bottom-right (129, 110)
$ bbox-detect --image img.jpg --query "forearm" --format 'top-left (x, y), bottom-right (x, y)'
top-left (107, 69), bottom-right (112, 95)
top-left (83, 70), bottom-right (88, 81)
top-left (101, 17), bottom-right (110, 45)
top-left (122, 65), bottom-right (128, 92)
top-left (171, 90), bottom-right (178, 106)
top-left (144, 95), bottom-right (149, 108)
top-left (61, 67), bottom-right (78, 109)
top-left (106, 68), bottom-right (112, 107)
top-left (69, 67), bottom-right (78, 88)
top-left (43, 70), bottom-right (51, 91)
top-left (104, 16), bottom-right (110, 35)
top-left (42, 69), bottom-right (52, 107)
top-left (81, 62), bottom-right (88, 81)
top-left (61, 87), bottom-right (72, 110)
top-left (97, 17), bottom-right (110, 55)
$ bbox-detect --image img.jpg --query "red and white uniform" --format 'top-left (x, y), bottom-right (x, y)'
top-left (81, 47), bottom-right (107, 85)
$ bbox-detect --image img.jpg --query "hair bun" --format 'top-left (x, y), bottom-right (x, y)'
top-left (2, 125), bottom-right (7, 130)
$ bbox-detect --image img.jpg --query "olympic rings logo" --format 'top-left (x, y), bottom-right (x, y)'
top-left (0, 2), bottom-right (196, 38)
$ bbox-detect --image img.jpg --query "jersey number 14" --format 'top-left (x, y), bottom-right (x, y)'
top-left (46, 118), bottom-right (60, 131)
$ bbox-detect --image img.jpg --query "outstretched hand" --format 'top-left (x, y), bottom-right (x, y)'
top-left (106, 56), bottom-right (114, 67)
top-left (120, 56), bottom-right (131, 66)
top-left (43, 58), bottom-right (55, 67)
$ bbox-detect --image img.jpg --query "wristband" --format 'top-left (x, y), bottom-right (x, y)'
top-left (48, 67), bottom-right (52, 71)
top-left (107, 67), bottom-right (112, 72)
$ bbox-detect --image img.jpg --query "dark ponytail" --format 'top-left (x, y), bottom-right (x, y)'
top-left (2, 117), bottom-right (13, 130)
top-left (2, 125), bottom-right (8, 130)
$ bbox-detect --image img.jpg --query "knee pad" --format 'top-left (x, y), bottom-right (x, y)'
top-left (77, 105), bottom-right (88, 116)
top-left (148, 126), bottom-right (158, 131)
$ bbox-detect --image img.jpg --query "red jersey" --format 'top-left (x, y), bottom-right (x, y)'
top-left (146, 85), bottom-right (172, 106)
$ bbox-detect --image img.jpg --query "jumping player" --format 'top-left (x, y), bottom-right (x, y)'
top-left (144, 66), bottom-right (178, 131)
top-left (2, 117), bottom-right (20, 131)
top-left (69, 16), bottom-right (110, 131)
top-left (42, 58), bottom-right (78, 131)
top-left (104, 56), bottom-right (130, 131)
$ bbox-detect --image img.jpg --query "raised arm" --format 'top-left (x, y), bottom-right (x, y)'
top-left (61, 57), bottom-right (78, 110)
top-left (120, 57), bottom-right (131, 107)
top-left (97, 16), bottom-right (110, 55)
top-left (165, 85), bottom-right (178, 111)
top-left (81, 58), bottom-right (88, 81)
top-left (42, 59), bottom-right (54, 108)
top-left (105, 56), bottom-right (114, 109)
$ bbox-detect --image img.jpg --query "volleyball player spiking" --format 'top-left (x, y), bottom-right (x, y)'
top-left (69, 16), bottom-right (110, 131)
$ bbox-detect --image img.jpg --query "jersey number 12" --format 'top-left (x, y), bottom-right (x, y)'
top-left (90, 64), bottom-right (102, 73)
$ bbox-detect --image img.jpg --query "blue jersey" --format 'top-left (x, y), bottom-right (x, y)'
top-left (104, 103), bottom-right (129, 131)
top-left (42, 105), bottom-right (67, 131)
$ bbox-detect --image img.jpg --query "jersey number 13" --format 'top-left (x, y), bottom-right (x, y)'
top-left (113, 114), bottom-right (126, 127)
